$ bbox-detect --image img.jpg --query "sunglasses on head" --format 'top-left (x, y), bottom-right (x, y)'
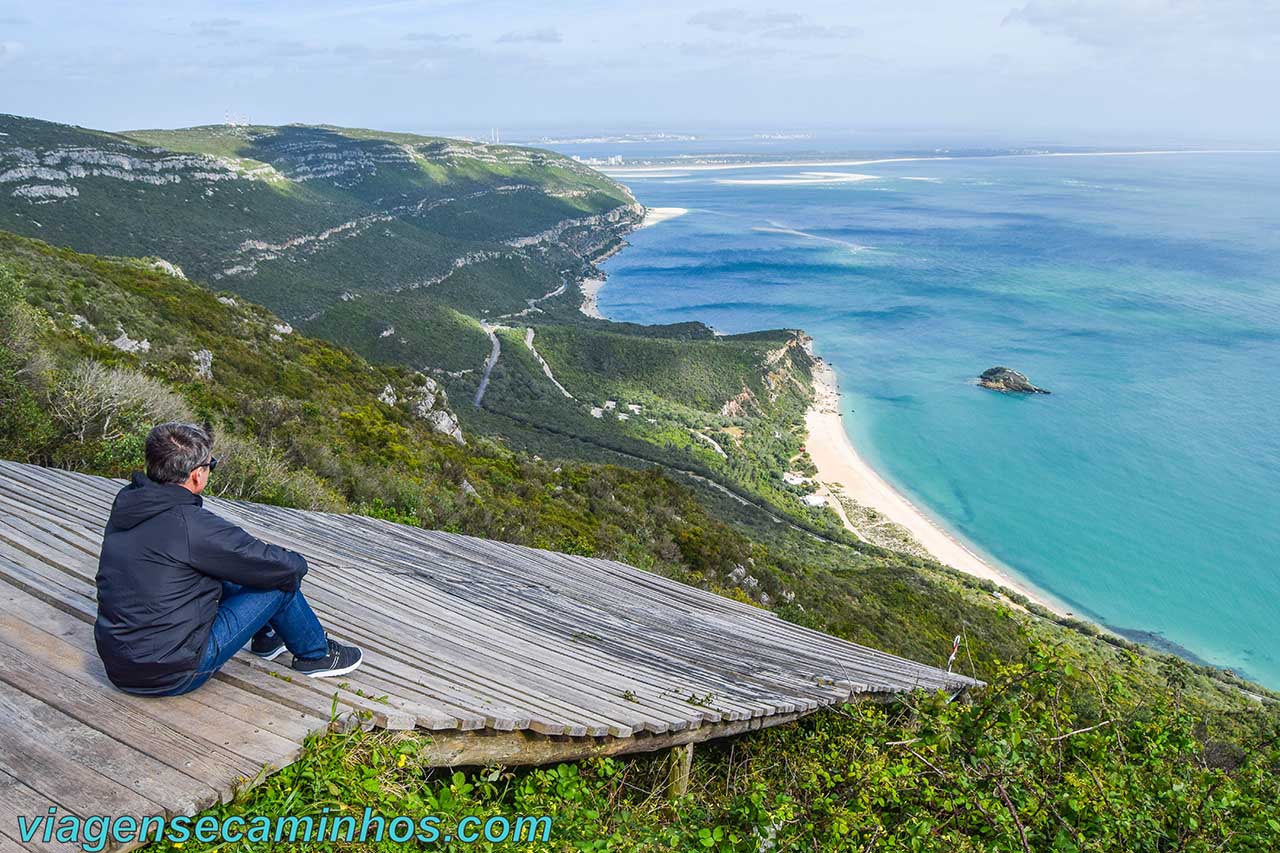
top-left (191, 456), bottom-right (219, 474)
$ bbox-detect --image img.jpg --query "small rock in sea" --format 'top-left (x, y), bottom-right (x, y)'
top-left (978, 366), bottom-right (1050, 394)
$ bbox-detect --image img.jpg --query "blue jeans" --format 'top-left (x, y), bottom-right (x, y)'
top-left (161, 582), bottom-right (329, 696)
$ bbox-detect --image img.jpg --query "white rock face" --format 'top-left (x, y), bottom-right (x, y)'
top-left (111, 329), bottom-right (151, 354)
top-left (379, 326), bottom-right (395, 338)
top-left (404, 375), bottom-right (465, 444)
top-left (11, 184), bottom-right (79, 202)
top-left (70, 314), bottom-right (90, 330)
top-left (378, 384), bottom-right (398, 406)
top-left (426, 409), bottom-right (464, 444)
top-left (504, 202), bottom-right (643, 249)
top-left (192, 349), bottom-right (213, 380)
top-left (590, 407), bottom-right (604, 418)
top-left (0, 142), bottom-right (285, 208)
top-left (149, 258), bottom-right (186, 279)
top-left (217, 296), bottom-right (238, 307)
top-left (272, 322), bottom-right (293, 335)
top-left (413, 376), bottom-right (441, 413)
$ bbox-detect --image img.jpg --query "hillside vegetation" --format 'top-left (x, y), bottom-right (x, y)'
top-left (3, 230), bottom-right (1278, 849)
top-left (0, 115), bottom-right (637, 369)
top-left (0, 114), bottom-right (830, 521)
top-left (3, 110), bottom-right (1279, 849)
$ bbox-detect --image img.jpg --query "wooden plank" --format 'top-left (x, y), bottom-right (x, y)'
top-left (0, 547), bottom-right (99, 626)
top-left (237, 514), bottom-right (787, 722)
top-left (0, 515), bottom-right (99, 585)
top-left (190, 512), bottom-right (686, 732)
top-left (0, 597), bottom-right (307, 771)
top-left (0, 682), bottom-right (217, 816)
top-left (0, 490), bottom-right (102, 549)
top-left (0, 639), bottom-right (262, 789)
top-left (0, 536), bottom-right (449, 732)
top-left (0, 724), bottom-right (162, 823)
top-left (307, 568), bottom-right (672, 735)
top-left (0, 768), bottom-right (82, 853)
top-left (0, 468), bottom-right (112, 526)
top-left (0, 499), bottom-right (96, 551)
top-left (322, 527), bottom-right (849, 701)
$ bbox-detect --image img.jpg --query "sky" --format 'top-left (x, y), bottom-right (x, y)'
top-left (1, 0), bottom-right (1278, 144)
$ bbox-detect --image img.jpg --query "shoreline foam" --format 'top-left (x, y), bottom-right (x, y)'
top-left (602, 149), bottom-right (1280, 177)
top-left (805, 357), bottom-right (1070, 616)
top-left (640, 206), bottom-right (688, 227)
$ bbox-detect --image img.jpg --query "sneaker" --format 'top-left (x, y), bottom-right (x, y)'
top-left (250, 628), bottom-right (287, 661)
top-left (292, 639), bottom-right (364, 679)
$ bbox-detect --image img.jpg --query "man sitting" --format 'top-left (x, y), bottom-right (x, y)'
top-left (94, 422), bottom-right (362, 696)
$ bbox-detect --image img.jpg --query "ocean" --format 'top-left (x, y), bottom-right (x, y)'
top-left (559, 146), bottom-right (1280, 686)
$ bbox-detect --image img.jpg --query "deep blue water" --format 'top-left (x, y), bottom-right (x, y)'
top-left (589, 152), bottom-right (1280, 686)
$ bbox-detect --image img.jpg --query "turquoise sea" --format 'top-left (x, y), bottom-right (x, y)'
top-left (581, 149), bottom-right (1280, 686)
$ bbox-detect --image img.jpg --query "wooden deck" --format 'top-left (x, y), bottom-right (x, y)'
top-left (0, 460), bottom-right (976, 850)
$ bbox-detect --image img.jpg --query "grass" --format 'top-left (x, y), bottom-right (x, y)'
top-left (158, 643), bottom-right (1280, 851)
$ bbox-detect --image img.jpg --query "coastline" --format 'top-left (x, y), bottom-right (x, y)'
top-left (587, 199), bottom-right (1068, 616)
top-left (804, 356), bottom-right (1071, 617)
top-left (579, 206), bottom-right (689, 318)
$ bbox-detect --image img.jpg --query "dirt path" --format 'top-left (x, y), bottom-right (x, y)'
top-left (524, 327), bottom-right (575, 399)
top-left (474, 323), bottom-right (505, 407)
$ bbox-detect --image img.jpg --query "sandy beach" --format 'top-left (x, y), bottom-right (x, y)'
top-left (805, 358), bottom-right (1069, 615)
top-left (579, 278), bottom-right (606, 319)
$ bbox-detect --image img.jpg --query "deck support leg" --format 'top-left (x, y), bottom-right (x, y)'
top-left (666, 742), bottom-right (693, 800)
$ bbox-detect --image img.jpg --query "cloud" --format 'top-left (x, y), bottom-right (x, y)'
top-left (495, 28), bottom-right (561, 44)
top-left (762, 23), bottom-right (860, 40)
top-left (688, 8), bottom-right (859, 40)
top-left (191, 17), bottom-right (243, 35)
top-left (677, 39), bottom-right (785, 59)
top-left (1004, 1), bottom-right (1280, 48)
top-left (403, 32), bottom-right (470, 42)
top-left (687, 8), bottom-right (801, 34)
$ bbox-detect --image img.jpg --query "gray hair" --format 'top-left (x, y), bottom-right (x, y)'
top-left (145, 422), bottom-right (214, 485)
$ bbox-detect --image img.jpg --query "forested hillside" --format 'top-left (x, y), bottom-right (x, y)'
top-left (0, 115), bottom-right (830, 523)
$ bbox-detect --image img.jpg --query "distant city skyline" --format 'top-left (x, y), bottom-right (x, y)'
top-left (2, 0), bottom-right (1278, 144)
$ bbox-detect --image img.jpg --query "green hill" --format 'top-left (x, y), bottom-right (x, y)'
top-left (0, 114), bottom-right (636, 365)
top-left (0, 114), bottom-right (841, 528)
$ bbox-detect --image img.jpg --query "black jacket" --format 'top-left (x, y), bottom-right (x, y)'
top-left (94, 473), bottom-right (308, 694)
